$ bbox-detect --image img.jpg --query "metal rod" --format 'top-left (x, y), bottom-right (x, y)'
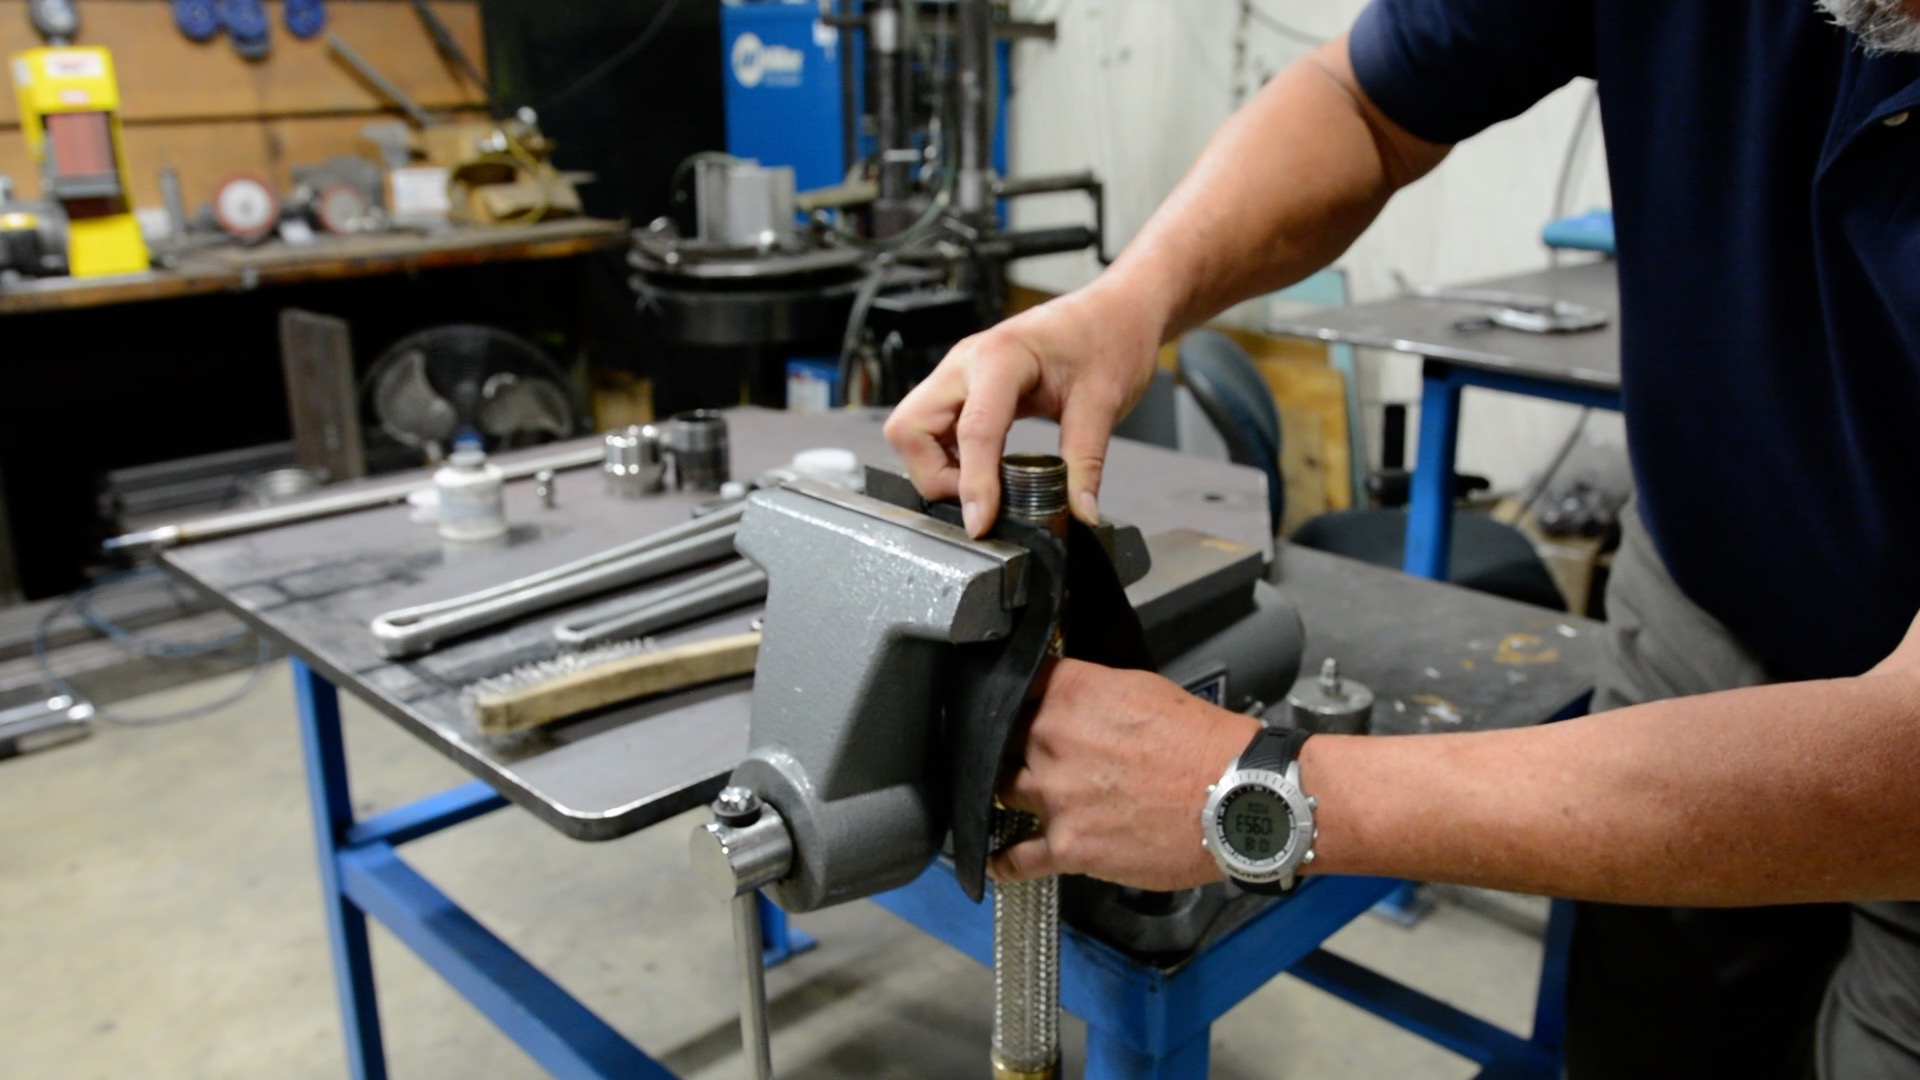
top-left (731, 891), bottom-right (776, 1080)
top-left (955, 0), bottom-right (994, 220)
top-left (103, 444), bottom-right (605, 553)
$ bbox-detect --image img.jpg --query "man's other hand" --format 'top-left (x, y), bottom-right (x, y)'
top-left (883, 286), bottom-right (1161, 537)
top-left (991, 659), bottom-right (1262, 890)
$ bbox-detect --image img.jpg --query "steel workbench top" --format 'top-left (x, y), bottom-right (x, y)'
top-left (163, 408), bottom-right (1596, 841)
top-left (1271, 260), bottom-right (1622, 389)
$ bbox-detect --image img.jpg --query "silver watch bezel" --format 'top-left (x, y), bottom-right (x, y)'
top-left (1200, 762), bottom-right (1317, 889)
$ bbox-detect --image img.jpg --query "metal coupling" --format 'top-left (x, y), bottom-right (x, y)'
top-left (604, 424), bottom-right (666, 498)
top-left (665, 410), bottom-right (731, 493)
top-left (1286, 657), bottom-right (1375, 734)
top-left (1000, 454), bottom-right (1070, 527)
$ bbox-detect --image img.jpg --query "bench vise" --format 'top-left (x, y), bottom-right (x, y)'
top-left (691, 459), bottom-right (1305, 1078)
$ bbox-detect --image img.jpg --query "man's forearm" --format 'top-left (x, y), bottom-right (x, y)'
top-left (1305, 669), bottom-right (1920, 905)
top-left (1090, 35), bottom-right (1448, 339)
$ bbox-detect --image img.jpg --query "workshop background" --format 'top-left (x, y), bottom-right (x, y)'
top-left (1, 0), bottom-right (1624, 1077)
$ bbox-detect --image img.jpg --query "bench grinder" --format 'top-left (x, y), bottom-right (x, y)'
top-left (691, 455), bottom-right (1305, 1078)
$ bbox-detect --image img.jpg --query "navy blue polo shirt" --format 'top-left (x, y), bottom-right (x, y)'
top-left (1350, 0), bottom-right (1920, 681)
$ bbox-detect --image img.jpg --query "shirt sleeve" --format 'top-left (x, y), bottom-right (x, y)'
top-left (1348, 0), bottom-right (1598, 145)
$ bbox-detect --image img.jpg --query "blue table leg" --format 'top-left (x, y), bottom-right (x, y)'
top-left (292, 659), bottom-right (388, 1080)
top-left (758, 892), bottom-right (817, 966)
top-left (1404, 361), bottom-right (1464, 582)
top-left (1086, 1027), bottom-right (1209, 1080)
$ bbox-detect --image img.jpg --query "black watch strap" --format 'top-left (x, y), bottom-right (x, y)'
top-left (1239, 725), bottom-right (1309, 773)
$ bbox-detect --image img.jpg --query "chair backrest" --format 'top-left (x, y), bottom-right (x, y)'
top-left (1176, 330), bottom-right (1285, 531)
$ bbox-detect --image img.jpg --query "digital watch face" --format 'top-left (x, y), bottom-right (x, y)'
top-left (1216, 784), bottom-right (1295, 864)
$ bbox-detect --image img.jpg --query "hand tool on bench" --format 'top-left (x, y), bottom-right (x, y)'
top-left (369, 503), bottom-right (744, 658)
top-left (464, 630), bottom-right (760, 736)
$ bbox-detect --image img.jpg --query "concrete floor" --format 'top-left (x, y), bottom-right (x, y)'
top-left (2, 666), bottom-right (1549, 1079)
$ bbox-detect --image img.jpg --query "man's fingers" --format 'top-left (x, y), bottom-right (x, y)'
top-left (953, 361), bottom-right (1027, 536)
top-left (988, 836), bottom-right (1057, 884)
top-left (999, 764), bottom-right (1045, 817)
top-left (884, 374), bottom-right (966, 503)
top-left (1058, 392), bottom-right (1118, 525)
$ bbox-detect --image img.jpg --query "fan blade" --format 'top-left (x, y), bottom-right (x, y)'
top-left (373, 349), bottom-right (460, 449)
top-left (477, 377), bottom-right (575, 442)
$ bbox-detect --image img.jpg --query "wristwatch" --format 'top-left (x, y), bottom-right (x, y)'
top-left (1201, 726), bottom-right (1318, 894)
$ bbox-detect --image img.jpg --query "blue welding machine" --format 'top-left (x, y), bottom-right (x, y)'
top-left (720, 2), bottom-right (859, 192)
top-left (719, 1), bottom-right (1009, 194)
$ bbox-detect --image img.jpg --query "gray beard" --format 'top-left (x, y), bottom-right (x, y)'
top-left (1818, 0), bottom-right (1920, 53)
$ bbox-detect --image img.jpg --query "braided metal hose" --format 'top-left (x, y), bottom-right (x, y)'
top-left (991, 455), bottom-right (1068, 1080)
top-left (992, 812), bottom-right (1061, 1078)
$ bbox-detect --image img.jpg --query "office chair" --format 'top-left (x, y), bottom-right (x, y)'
top-left (1174, 329), bottom-right (1566, 612)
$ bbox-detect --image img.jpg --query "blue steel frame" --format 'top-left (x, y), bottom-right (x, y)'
top-left (873, 862), bottom-right (1574, 1080)
top-left (291, 659), bottom-right (813, 1080)
top-left (1403, 359), bottom-right (1625, 582)
top-left (294, 570), bottom-right (1578, 1080)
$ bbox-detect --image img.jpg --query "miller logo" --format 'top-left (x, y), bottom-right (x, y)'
top-left (731, 32), bottom-right (806, 89)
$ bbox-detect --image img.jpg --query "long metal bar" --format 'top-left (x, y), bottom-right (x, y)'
top-left (104, 444), bottom-right (604, 553)
top-left (954, 0), bottom-right (994, 218)
top-left (339, 843), bottom-right (677, 1080)
top-left (291, 659), bottom-right (389, 1080)
top-left (1290, 949), bottom-right (1558, 1076)
top-left (730, 891), bottom-right (776, 1080)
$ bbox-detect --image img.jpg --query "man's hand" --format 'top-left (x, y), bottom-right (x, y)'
top-left (992, 659), bottom-right (1262, 890)
top-left (883, 284), bottom-right (1162, 537)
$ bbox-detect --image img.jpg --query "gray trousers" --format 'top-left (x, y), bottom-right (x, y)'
top-left (1561, 503), bottom-right (1891, 1079)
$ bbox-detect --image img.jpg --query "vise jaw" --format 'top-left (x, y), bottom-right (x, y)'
top-left (728, 476), bottom-right (1031, 913)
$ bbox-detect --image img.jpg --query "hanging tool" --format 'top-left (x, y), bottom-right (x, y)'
top-left (463, 630), bottom-right (760, 736)
top-left (369, 504), bottom-right (745, 658)
top-left (171, 0), bottom-right (219, 42)
top-left (284, 0), bottom-right (325, 41)
top-left (218, 0), bottom-right (271, 60)
top-left (406, 0), bottom-right (486, 96)
top-left (326, 32), bottom-right (435, 128)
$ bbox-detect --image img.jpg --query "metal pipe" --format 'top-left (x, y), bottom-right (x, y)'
top-left (991, 454), bottom-right (1065, 1080)
top-left (103, 444), bottom-right (605, 553)
top-left (871, 1), bottom-right (906, 198)
top-left (955, 0), bottom-right (994, 221)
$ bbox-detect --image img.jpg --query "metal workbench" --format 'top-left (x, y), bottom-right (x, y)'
top-left (1271, 260), bottom-right (1624, 581)
top-left (164, 408), bottom-right (1596, 1079)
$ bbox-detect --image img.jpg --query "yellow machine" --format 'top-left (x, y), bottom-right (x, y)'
top-left (9, 46), bottom-right (148, 277)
